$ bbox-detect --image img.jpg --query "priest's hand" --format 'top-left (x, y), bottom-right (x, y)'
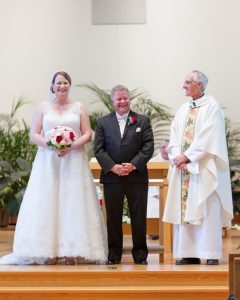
top-left (177, 163), bottom-right (188, 172)
top-left (174, 155), bottom-right (190, 167)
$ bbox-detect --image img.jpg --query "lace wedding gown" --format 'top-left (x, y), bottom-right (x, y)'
top-left (0, 101), bottom-right (108, 264)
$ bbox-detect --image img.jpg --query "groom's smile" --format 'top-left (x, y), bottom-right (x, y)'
top-left (112, 90), bottom-right (130, 115)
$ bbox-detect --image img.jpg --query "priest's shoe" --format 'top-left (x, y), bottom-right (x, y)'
top-left (134, 259), bottom-right (148, 265)
top-left (175, 257), bottom-right (201, 265)
top-left (206, 259), bottom-right (219, 265)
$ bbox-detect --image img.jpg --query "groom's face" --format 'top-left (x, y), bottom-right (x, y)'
top-left (112, 90), bottom-right (130, 116)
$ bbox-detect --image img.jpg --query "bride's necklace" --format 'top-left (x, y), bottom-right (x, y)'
top-left (57, 104), bottom-right (66, 110)
top-left (53, 100), bottom-right (68, 111)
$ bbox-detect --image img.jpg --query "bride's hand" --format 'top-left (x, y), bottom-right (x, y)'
top-left (57, 148), bottom-right (71, 157)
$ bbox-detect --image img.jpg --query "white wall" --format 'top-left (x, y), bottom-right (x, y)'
top-left (0, 0), bottom-right (239, 125)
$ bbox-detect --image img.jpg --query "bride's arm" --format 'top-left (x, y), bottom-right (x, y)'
top-left (30, 103), bottom-right (48, 148)
top-left (71, 104), bottom-right (91, 150)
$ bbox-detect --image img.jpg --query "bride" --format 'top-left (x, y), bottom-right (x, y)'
top-left (0, 71), bottom-right (108, 265)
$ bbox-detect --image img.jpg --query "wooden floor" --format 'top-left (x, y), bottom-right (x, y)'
top-left (0, 226), bottom-right (240, 300)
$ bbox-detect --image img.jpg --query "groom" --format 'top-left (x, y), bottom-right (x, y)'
top-left (94, 85), bottom-right (154, 265)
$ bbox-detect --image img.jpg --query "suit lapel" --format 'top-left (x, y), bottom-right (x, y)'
top-left (110, 112), bottom-right (121, 139)
top-left (122, 110), bottom-right (136, 140)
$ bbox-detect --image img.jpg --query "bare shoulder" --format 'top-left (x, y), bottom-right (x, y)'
top-left (78, 101), bottom-right (87, 114)
top-left (34, 101), bottom-right (49, 113)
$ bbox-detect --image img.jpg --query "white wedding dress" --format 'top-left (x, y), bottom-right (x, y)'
top-left (0, 101), bottom-right (108, 264)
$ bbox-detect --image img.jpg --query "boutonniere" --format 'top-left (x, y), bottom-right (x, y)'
top-left (128, 116), bottom-right (137, 125)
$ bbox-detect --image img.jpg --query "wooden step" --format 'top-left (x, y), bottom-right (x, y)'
top-left (0, 266), bottom-right (229, 300)
top-left (0, 269), bottom-right (228, 287)
top-left (0, 286), bottom-right (228, 300)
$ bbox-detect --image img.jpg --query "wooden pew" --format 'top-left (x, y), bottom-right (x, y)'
top-left (229, 253), bottom-right (240, 299)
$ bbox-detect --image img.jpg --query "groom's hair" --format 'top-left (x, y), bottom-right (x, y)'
top-left (111, 85), bottom-right (130, 101)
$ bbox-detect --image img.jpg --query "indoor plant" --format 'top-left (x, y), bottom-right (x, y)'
top-left (0, 97), bottom-right (37, 225)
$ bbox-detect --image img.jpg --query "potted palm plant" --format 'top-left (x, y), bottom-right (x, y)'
top-left (0, 98), bottom-right (37, 226)
top-left (225, 117), bottom-right (240, 224)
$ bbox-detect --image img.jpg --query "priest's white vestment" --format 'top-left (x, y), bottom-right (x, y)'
top-left (163, 95), bottom-right (233, 259)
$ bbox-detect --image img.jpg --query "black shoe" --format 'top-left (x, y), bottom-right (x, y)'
top-left (149, 235), bottom-right (159, 240)
top-left (134, 259), bottom-right (148, 265)
top-left (206, 259), bottom-right (219, 265)
top-left (175, 257), bottom-right (201, 265)
top-left (106, 259), bottom-right (120, 265)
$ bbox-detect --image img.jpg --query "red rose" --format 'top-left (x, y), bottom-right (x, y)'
top-left (128, 116), bottom-right (137, 125)
top-left (56, 135), bottom-right (63, 143)
top-left (70, 132), bottom-right (75, 139)
top-left (99, 199), bottom-right (103, 206)
top-left (131, 116), bottom-right (137, 123)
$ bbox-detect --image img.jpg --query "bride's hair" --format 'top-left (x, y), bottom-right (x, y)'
top-left (50, 71), bottom-right (72, 93)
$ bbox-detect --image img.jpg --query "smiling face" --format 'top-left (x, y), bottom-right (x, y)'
top-left (52, 74), bottom-right (71, 98)
top-left (183, 73), bottom-right (203, 100)
top-left (51, 72), bottom-right (71, 99)
top-left (112, 89), bottom-right (130, 115)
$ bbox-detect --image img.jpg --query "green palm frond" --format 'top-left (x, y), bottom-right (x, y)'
top-left (89, 111), bottom-right (106, 131)
top-left (129, 88), bottom-right (149, 101)
top-left (10, 96), bottom-right (31, 118)
top-left (131, 97), bottom-right (172, 120)
top-left (0, 96), bottom-right (31, 134)
top-left (131, 97), bottom-right (172, 154)
top-left (76, 83), bottom-right (113, 112)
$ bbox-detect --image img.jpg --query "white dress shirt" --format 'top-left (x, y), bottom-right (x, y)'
top-left (116, 112), bottom-right (129, 137)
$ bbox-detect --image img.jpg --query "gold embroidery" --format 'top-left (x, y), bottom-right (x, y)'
top-left (181, 107), bottom-right (200, 224)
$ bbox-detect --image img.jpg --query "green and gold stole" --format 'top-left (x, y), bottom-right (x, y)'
top-left (181, 106), bottom-right (200, 224)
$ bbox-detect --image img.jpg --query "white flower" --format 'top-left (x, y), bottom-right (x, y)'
top-left (122, 215), bottom-right (131, 224)
top-left (45, 126), bottom-right (76, 156)
top-left (51, 137), bottom-right (57, 145)
top-left (231, 224), bottom-right (240, 230)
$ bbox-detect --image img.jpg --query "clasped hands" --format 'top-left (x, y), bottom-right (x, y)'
top-left (56, 148), bottom-right (71, 157)
top-left (111, 163), bottom-right (135, 176)
top-left (55, 142), bottom-right (79, 157)
top-left (173, 154), bottom-right (190, 172)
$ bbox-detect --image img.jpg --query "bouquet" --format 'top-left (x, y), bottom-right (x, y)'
top-left (45, 126), bottom-right (76, 157)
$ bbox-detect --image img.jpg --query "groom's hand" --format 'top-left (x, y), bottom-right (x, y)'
top-left (111, 164), bottom-right (129, 176)
top-left (122, 163), bottom-right (135, 174)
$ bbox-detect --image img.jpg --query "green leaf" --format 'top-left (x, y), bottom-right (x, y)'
top-left (0, 177), bottom-right (12, 190)
top-left (16, 158), bottom-right (31, 171)
top-left (0, 161), bottom-right (14, 173)
top-left (6, 196), bottom-right (21, 216)
top-left (236, 199), bottom-right (240, 213)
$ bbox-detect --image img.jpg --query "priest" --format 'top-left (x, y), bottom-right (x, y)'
top-left (163, 70), bottom-right (233, 265)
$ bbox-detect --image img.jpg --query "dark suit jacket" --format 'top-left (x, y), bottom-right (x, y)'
top-left (94, 110), bottom-right (154, 184)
